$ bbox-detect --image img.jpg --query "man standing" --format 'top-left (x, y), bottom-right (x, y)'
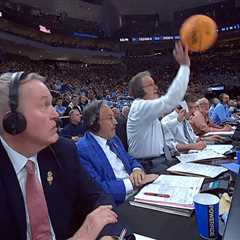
top-left (0, 72), bottom-right (130, 240)
top-left (127, 42), bottom-right (190, 173)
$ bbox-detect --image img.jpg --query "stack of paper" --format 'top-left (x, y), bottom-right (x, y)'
top-left (134, 234), bottom-right (155, 240)
top-left (177, 149), bottom-right (224, 163)
top-left (167, 162), bottom-right (228, 178)
top-left (206, 145), bottom-right (233, 155)
top-left (132, 175), bottom-right (204, 217)
top-left (204, 131), bottom-right (234, 137)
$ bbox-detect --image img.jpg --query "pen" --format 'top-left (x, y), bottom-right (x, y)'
top-left (144, 192), bottom-right (170, 198)
top-left (119, 228), bottom-right (127, 240)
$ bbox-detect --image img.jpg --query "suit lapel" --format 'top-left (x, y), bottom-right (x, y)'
top-left (0, 142), bottom-right (27, 240)
top-left (86, 133), bottom-right (116, 178)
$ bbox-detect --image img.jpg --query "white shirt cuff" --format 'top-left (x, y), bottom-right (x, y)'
top-left (132, 167), bottom-right (142, 171)
top-left (123, 178), bottom-right (134, 195)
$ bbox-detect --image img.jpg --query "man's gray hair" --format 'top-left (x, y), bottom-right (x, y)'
top-left (0, 72), bottom-right (45, 134)
top-left (128, 71), bottom-right (151, 99)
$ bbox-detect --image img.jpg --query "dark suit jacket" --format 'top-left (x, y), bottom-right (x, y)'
top-left (0, 137), bottom-right (129, 240)
top-left (116, 115), bottom-right (128, 151)
top-left (60, 122), bottom-right (86, 138)
top-left (76, 132), bottom-right (143, 204)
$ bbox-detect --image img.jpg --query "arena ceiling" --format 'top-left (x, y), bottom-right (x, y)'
top-left (8, 0), bottom-right (223, 22)
top-left (111, 0), bottom-right (214, 21)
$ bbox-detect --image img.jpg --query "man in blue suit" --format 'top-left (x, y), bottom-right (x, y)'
top-left (212, 93), bottom-right (233, 124)
top-left (76, 101), bottom-right (158, 204)
top-left (0, 72), bottom-right (131, 240)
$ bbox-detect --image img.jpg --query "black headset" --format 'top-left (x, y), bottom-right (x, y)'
top-left (134, 87), bottom-right (145, 99)
top-left (2, 71), bottom-right (27, 135)
top-left (84, 100), bottom-right (103, 133)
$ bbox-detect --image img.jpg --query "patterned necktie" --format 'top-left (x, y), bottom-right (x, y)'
top-left (107, 140), bottom-right (121, 159)
top-left (183, 120), bottom-right (194, 144)
top-left (26, 160), bottom-right (52, 240)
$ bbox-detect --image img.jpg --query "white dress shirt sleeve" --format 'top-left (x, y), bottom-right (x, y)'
top-left (135, 65), bottom-right (190, 124)
top-left (162, 117), bottom-right (180, 129)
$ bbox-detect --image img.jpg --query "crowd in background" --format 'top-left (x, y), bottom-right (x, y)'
top-left (0, 40), bottom-right (239, 108)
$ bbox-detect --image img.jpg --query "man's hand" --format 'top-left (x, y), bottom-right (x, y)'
top-left (173, 41), bottom-right (190, 67)
top-left (140, 174), bottom-right (159, 186)
top-left (177, 109), bottom-right (187, 122)
top-left (72, 205), bottom-right (118, 240)
top-left (129, 169), bottom-right (145, 187)
top-left (194, 141), bottom-right (206, 150)
top-left (222, 125), bottom-right (232, 131)
top-left (206, 135), bottom-right (224, 142)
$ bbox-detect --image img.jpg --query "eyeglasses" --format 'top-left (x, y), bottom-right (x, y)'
top-left (99, 116), bottom-right (117, 123)
top-left (142, 83), bottom-right (156, 88)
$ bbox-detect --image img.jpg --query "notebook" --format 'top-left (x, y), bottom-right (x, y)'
top-left (167, 162), bottom-right (228, 178)
top-left (132, 175), bottom-right (204, 217)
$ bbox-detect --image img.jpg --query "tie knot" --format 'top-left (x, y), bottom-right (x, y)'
top-left (26, 160), bottom-right (35, 174)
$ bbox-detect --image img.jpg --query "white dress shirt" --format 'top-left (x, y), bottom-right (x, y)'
top-left (91, 133), bottom-right (134, 196)
top-left (127, 65), bottom-right (190, 158)
top-left (0, 136), bottom-right (56, 240)
top-left (161, 110), bottom-right (198, 145)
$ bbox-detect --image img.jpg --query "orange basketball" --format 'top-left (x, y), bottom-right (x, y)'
top-left (180, 15), bottom-right (218, 52)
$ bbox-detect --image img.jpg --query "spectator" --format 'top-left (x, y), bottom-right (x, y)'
top-left (209, 97), bottom-right (220, 120)
top-left (54, 97), bottom-right (66, 116)
top-left (60, 109), bottom-right (86, 141)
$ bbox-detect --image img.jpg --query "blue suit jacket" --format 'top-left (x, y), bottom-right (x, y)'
top-left (0, 137), bottom-right (129, 239)
top-left (76, 132), bottom-right (143, 204)
top-left (212, 102), bottom-right (232, 124)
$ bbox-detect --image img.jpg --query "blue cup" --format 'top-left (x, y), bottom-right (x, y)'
top-left (194, 193), bottom-right (219, 239)
top-left (236, 151), bottom-right (240, 164)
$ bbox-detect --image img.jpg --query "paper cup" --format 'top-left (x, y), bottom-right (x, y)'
top-left (194, 193), bottom-right (219, 239)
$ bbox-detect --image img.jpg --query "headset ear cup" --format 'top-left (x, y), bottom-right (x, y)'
top-left (3, 112), bottom-right (27, 135)
top-left (88, 120), bottom-right (100, 133)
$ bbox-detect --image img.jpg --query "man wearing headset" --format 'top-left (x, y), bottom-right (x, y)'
top-left (0, 72), bottom-right (131, 240)
top-left (127, 42), bottom-right (190, 174)
top-left (76, 101), bottom-right (158, 204)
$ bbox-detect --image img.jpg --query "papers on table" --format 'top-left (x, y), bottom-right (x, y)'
top-left (167, 162), bottom-right (228, 178)
top-left (204, 131), bottom-right (234, 137)
top-left (134, 234), bottom-right (156, 240)
top-left (205, 144), bottom-right (233, 155)
top-left (134, 175), bottom-right (204, 210)
top-left (177, 149), bottom-right (224, 163)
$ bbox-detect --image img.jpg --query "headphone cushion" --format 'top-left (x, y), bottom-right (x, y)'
top-left (3, 112), bottom-right (27, 135)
